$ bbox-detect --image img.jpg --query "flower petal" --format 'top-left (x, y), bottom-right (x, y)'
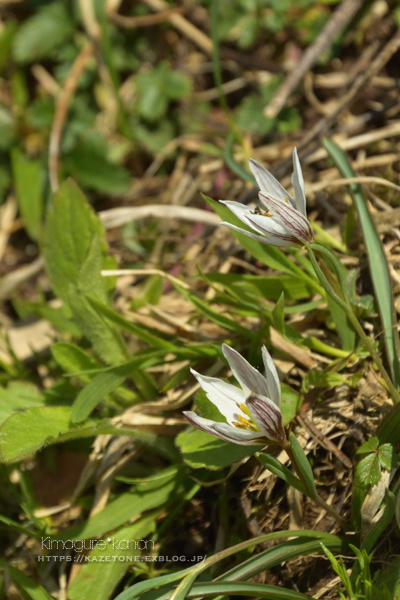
top-left (222, 344), bottom-right (270, 398)
top-left (249, 158), bottom-right (295, 208)
top-left (246, 394), bottom-right (285, 443)
top-left (246, 214), bottom-right (302, 245)
top-left (291, 148), bottom-right (306, 217)
top-left (190, 368), bottom-right (247, 425)
top-left (183, 411), bottom-right (265, 446)
top-left (259, 193), bottom-right (314, 243)
top-left (221, 221), bottom-right (295, 248)
top-left (262, 346), bottom-right (281, 407)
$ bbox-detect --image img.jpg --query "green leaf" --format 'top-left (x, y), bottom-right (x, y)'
top-left (55, 466), bottom-right (183, 540)
top-left (6, 564), bottom-right (53, 600)
top-left (289, 432), bottom-right (316, 498)
top-left (355, 453), bottom-right (381, 488)
top-left (44, 179), bottom-right (126, 363)
top-left (0, 406), bottom-right (153, 463)
top-left (0, 382), bottom-right (44, 425)
top-left (377, 402), bottom-right (400, 446)
top-left (71, 352), bottom-right (163, 423)
top-left (13, 2), bottom-right (73, 64)
top-left (377, 443), bottom-right (396, 471)
top-left (11, 148), bottom-right (44, 241)
top-left (327, 295), bottom-right (355, 351)
top-left (65, 135), bottom-right (130, 195)
top-left (323, 138), bottom-right (400, 390)
top-left (136, 63), bottom-right (191, 122)
top-left (68, 515), bottom-right (156, 600)
top-left (51, 342), bottom-right (101, 382)
top-left (357, 437), bottom-right (379, 454)
top-left (176, 427), bottom-right (261, 470)
top-left (44, 179), bottom-right (106, 302)
top-left (256, 452), bottom-right (307, 495)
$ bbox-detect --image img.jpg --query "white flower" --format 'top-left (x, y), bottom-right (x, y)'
top-left (220, 148), bottom-right (314, 247)
top-left (183, 344), bottom-right (285, 446)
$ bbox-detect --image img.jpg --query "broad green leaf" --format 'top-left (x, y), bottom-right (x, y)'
top-left (0, 382), bottom-right (44, 425)
top-left (11, 149), bottom-right (44, 241)
top-left (51, 342), bottom-right (100, 382)
top-left (377, 402), bottom-right (400, 445)
top-left (323, 139), bottom-right (400, 390)
top-left (289, 432), bottom-right (316, 498)
top-left (6, 564), bottom-right (53, 600)
top-left (357, 437), bottom-right (379, 454)
top-left (256, 453), bottom-right (307, 495)
top-left (68, 515), bottom-right (156, 600)
top-left (71, 352), bottom-right (163, 423)
top-left (44, 179), bottom-right (106, 302)
top-left (176, 427), bottom-right (260, 470)
top-left (44, 179), bottom-right (126, 363)
top-left (302, 370), bottom-right (347, 392)
top-left (0, 406), bottom-right (153, 463)
top-left (136, 63), bottom-right (191, 122)
top-left (12, 2), bottom-right (73, 63)
top-left (355, 453), bottom-right (381, 488)
top-left (378, 443), bottom-right (396, 471)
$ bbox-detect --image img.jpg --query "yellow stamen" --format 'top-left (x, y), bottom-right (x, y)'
top-left (238, 402), bottom-right (252, 418)
top-left (284, 198), bottom-right (289, 204)
top-left (262, 211), bottom-right (273, 217)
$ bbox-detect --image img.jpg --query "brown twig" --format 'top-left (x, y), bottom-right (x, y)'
top-left (48, 42), bottom-right (93, 193)
top-left (109, 6), bottom-right (184, 28)
top-left (264, 0), bottom-right (364, 118)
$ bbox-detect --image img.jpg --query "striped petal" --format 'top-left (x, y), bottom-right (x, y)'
top-left (259, 193), bottom-right (314, 244)
top-left (222, 344), bottom-right (270, 398)
top-left (249, 158), bottom-right (296, 209)
top-left (246, 394), bottom-right (285, 443)
top-left (291, 148), bottom-right (306, 217)
top-left (183, 412), bottom-right (266, 446)
top-left (221, 221), bottom-right (295, 248)
top-left (262, 346), bottom-right (281, 407)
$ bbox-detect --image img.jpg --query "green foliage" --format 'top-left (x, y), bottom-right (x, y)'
top-left (355, 437), bottom-right (398, 489)
top-left (136, 63), bottom-right (192, 122)
top-left (13, 2), bottom-right (74, 64)
top-left (11, 148), bottom-right (45, 241)
top-left (44, 179), bottom-right (126, 363)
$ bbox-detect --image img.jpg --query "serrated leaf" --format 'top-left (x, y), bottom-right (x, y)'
top-left (13, 2), bottom-right (73, 64)
top-left (44, 179), bottom-right (126, 363)
top-left (378, 443), bottom-right (395, 471)
top-left (357, 437), bottom-right (379, 454)
top-left (356, 453), bottom-right (381, 488)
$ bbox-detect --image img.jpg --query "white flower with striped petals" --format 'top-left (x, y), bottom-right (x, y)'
top-left (220, 148), bottom-right (314, 248)
top-left (183, 344), bottom-right (285, 446)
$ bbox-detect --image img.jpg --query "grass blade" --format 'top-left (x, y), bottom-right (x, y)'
top-left (323, 138), bottom-right (400, 390)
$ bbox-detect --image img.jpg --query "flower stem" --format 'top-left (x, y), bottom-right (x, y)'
top-left (283, 441), bottom-right (349, 532)
top-left (307, 244), bottom-right (400, 404)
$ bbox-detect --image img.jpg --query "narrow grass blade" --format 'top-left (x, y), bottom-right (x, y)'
top-left (323, 138), bottom-right (400, 390)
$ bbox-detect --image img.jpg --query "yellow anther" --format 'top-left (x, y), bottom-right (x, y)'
top-left (238, 402), bottom-right (252, 418)
top-left (262, 211), bottom-right (273, 217)
top-left (237, 414), bottom-right (251, 426)
top-left (284, 198), bottom-right (289, 204)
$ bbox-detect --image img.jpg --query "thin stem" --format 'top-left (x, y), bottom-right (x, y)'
top-left (283, 441), bottom-right (349, 532)
top-left (307, 244), bottom-right (400, 404)
top-left (345, 309), bottom-right (400, 403)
